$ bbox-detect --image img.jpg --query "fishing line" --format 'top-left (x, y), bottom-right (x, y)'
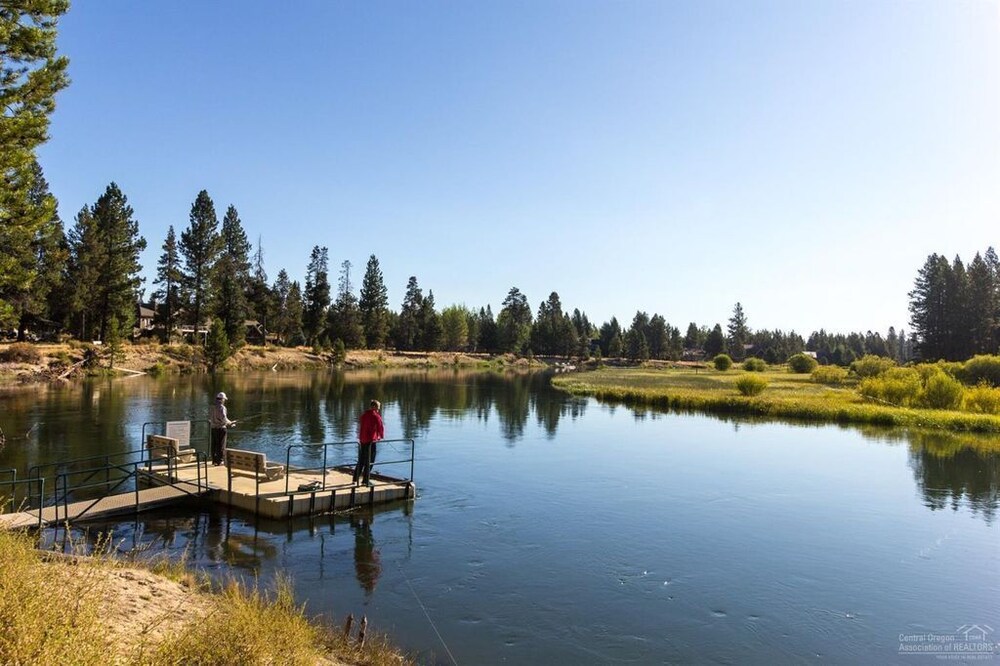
top-left (396, 562), bottom-right (459, 666)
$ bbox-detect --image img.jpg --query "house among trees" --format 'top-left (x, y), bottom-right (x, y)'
top-left (134, 302), bottom-right (155, 337)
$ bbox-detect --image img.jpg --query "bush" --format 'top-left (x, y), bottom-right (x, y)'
top-left (0, 342), bottom-right (41, 363)
top-left (850, 355), bottom-right (896, 378)
top-left (858, 368), bottom-right (922, 407)
top-left (812, 365), bottom-right (848, 385)
top-left (742, 357), bottom-right (766, 372)
top-left (713, 354), bottom-right (733, 371)
top-left (964, 382), bottom-right (1000, 414)
top-left (960, 355), bottom-right (1000, 387)
top-left (921, 370), bottom-right (964, 410)
top-left (787, 353), bottom-right (818, 374)
top-left (735, 374), bottom-right (768, 396)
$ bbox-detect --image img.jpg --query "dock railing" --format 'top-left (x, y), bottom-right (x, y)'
top-left (0, 469), bottom-right (45, 529)
top-left (47, 448), bottom-right (209, 524)
top-left (283, 438), bottom-right (415, 498)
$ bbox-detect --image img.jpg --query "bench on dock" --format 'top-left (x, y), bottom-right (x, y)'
top-left (225, 448), bottom-right (285, 481)
top-left (146, 435), bottom-right (195, 464)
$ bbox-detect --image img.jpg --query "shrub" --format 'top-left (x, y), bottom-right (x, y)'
top-left (735, 374), bottom-right (768, 396)
top-left (858, 367), bottom-right (922, 407)
top-left (713, 354), bottom-right (733, 371)
top-left (742, 357), bottom-right (766, 372)
top-left (964, 382), bottom-right (1000, 414)
top-left (921, 370), bottom-right (964, 410)
top-left (0, 342), bottom-right (41, 363)
top-left (812, 365), bottom-right (848, 385)
top-left (787, 353), bottom-right (818, 374)
top-left (960, 355), bottom-right (1000, 387)
top-left (850, 355), bottom-right (896, 378)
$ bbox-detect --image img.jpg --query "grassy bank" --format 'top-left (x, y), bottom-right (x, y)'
top-left (0, 528), bottom-right (409, 665)
top-left (0, 341), bottom-right (541, 384)
top-left (552, 366), bottom-right (1000, 439)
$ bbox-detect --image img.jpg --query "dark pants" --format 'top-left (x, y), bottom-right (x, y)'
top-left (353, 441), bottom-right (377, 484)
top-left (211, 427), bottom-right (228, 465)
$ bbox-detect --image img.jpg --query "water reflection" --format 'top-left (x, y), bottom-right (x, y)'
top-left (350, 508), bottom-right (381, 596)
top-left (2, 370), bottom-right (998, 526)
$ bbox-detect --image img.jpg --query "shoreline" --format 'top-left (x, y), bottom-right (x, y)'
top-left (551, 366), bottom-right (1000, 447)
top-left (0, 342), bottom-right (542, 386)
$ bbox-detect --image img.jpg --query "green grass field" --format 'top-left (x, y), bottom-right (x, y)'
top-left (551, 366), bottom-right (1000, 443)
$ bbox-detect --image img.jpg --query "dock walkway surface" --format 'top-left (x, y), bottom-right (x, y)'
top-left (0, 461), bottom-right (414, 529)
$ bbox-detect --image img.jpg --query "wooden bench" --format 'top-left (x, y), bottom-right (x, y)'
top-left (225, 448), bottom-right (285, 481)
top-left (146, 434), bottom-right (196, 464)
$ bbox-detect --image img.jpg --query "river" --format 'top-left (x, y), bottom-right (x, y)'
top-left (1, 370), bottom-right (997, 664)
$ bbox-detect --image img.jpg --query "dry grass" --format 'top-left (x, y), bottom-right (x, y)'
top-left (0, 528), bottom-right (411, 666)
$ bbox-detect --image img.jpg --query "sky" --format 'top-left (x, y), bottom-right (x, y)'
top-left (36, 1), bottom-right (1000, 336)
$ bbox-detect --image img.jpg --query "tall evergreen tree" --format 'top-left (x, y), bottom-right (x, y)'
top-left (246, 235), bottom-right (274, 340)
top-left (477, 305), bottom-right (498, 353)
top-left (212, 205), bottom-right (251, 347)
top-left (327, 259), bottom-right (364, 348)
top-left (704, 323), bottom-right (726, 357)
top-left (395, 276), bottom-right (424, 351)
top-left (598, 317), bottom-right (623, 357)
top-left (90, 183), bottom-right (146, 341)
top-left (65, 206), bottom-right (104, 340)
top-left (908, 253), bottom-right (951, 361)
top-left (624, 311), bottom-right (651, 361)
top-left (727, 302), bottom-right (750, 361)
top-left (302, 246), bottom-right (330, 346)
top-left (683, 322), bottom-right (704, 350)
top-left (153, 225), bottom-right (183, 341)
top-left (418, 290), bottom-right (443, 351)
top-left (11, 161), bottom-right (66, 339)
top-left (358, 254), bottom-right (389, 348)
top-left (0, 0), bottom-right (70, 329)
top-left (496, 287), bottom-right (532, 354)
top-left (647, 314), bottom-right (668, 360)
top-left (179, 190), bottom-right (221, 338)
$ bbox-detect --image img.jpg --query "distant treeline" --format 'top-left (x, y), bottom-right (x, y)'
top-left (3, 177), bottom-right (930, 367)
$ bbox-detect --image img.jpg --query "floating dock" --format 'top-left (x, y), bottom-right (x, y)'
top-left (142, 460), bottom-right (414, 520)
top-left (1, 430), bottom-right (417, 529)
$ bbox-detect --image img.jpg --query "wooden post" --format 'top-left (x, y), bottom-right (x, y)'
top-left (358, 615), bottom-right (368, 648)
top-left (343, 613), bottom-right (354, 638)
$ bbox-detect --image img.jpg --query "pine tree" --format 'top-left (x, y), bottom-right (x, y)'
top-left (91, 183), bottom-right (146, 341)
top-left (65, 206), bottom-right (104, 340)
top-left (327, 260), bottom-right (364, 348)
top-left (418, 290), bottom-right (442, 351)
top-left (496, 287), bottom-right (532, 354)
top-left (13, 162), bottom-right (66, 340)
top-left (908, 253), bottom-right (951, 361)
top-left (599, 317), bottom-right (622, 357)
top-left (246, 236), bottom-right (274, 341)
top-left (179, 190), bottom-right (221, 338)
top-left (285, 280), bottom-right (305, 346)
top-left (0, 1), bottom-right (70, 329)
top-left (704, 323), bottom-right (726, 357)
top-left (212, 205), bottom-right (251, 347)
top-left (477, 305), bottom-right (498, 353)
top-left (152, 226), bottom-right (183, 341)
top-left (205, 319), bottom-right (231, 369)
top-left (302, 246), bottom-right (330, 346)
top-left (727, 302), bottom-right (750, 361)
top-left (358, 255), bottom-right (390, 349)
top-left (395, 276), bottom-right (424, 351)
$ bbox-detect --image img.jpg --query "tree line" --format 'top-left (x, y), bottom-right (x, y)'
top-left (0, 166), bottom-right (919, 369)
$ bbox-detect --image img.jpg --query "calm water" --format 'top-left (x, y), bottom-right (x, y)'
top-left (1, 370), bottom-right (997, 664)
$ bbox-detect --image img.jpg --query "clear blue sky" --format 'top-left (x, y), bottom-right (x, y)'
top-left (37, 1), bottom-right (1000, 336)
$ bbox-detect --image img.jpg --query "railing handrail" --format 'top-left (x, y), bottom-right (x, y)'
top-left (284, 438), bottom-right (415, 495)
top-left (50, 449), bottom-right (209, 524)
top-left (0, 476), bottom-right (45, 529)
top-left (27, 447), bottom-right (151, 480)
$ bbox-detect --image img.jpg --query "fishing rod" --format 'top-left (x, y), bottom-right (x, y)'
top-left (232, 412), bottom-right (266, 427)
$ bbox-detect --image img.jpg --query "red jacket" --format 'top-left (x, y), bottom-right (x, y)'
top-left (359, 408), bottom-right (384, 444)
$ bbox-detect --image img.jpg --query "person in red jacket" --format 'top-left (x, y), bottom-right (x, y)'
top-left (353, 399), bottom-right (385, 486)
